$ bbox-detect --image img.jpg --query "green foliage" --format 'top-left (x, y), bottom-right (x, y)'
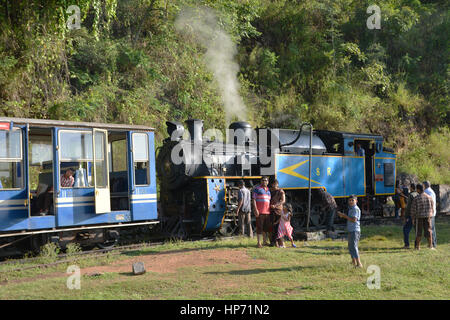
top-left (65, 243), bottom-right (82, 257)
top-left (0, 0), bottom-right (448, 182)
top-left (397, 128), bottom-right (450, 184)
top-left (39, 242), bottom-right (61, 263)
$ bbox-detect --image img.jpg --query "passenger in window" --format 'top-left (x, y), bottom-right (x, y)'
top-left (355, 143), bottom-right (365, 156)
top-left (61, 168), bottom-right (75, 187)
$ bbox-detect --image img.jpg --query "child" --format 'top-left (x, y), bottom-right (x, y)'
top-left (276, 203), bottom-right (297, 248)
top-left (338, 195), bottom-right (363, 268)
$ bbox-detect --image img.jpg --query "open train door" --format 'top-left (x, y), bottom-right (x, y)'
top-left (92, 129), bottom-right (111, 214)
top-left (128, 131), bottom-right (157, 221)
top-left (0, 122), bottom-right (30, 230)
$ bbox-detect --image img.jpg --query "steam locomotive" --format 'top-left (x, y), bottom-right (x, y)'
top-left (156, 119), bottom-right (397, 236)
top-left (0, 116), bottom-right (395, 255)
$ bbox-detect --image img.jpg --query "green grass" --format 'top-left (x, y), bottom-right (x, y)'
top-left (0, 219), bottom-right (449, 300)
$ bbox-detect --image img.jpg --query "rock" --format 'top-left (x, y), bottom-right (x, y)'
top-left (132, 262), bottom-right (146, 275)
top-left (436, 184), bottom-right (450, 214)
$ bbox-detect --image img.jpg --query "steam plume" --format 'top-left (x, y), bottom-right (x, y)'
top-left (175, 6), bottom-right (247, 124)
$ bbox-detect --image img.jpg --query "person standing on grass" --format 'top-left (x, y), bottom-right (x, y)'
top-left (252, 176), bottom-right (271, 248)
top-left (269, 179), bottom-right (285, 246)
top-left (318, 187), bottom-right (338, 234)
top-left (338, 195), bottom-right (363, 268)
top-left (411, 184), bottom-right (435, 250)
top-left (403, 183), bottom-right (418, 249)
top-left (236, 180), bottom-right (253, 238)
top-left (423, 181), bottom-right (437, 248)
top-left (276, 203), bottom-right (296, 248)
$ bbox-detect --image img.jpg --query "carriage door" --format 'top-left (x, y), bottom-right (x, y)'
top-left (93, 129), bottom-right (110, 214)
top-left (0, 123), bottom-right (29, 230)
top-left (128, 132), bottom-right (157, 221)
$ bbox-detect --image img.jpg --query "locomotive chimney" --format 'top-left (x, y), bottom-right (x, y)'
top-left (166, 121), bottom-right (185, 141)
top-left (228, 121), bottom-right (253, 145)
top-left (185, 119), bottom-right (203, 144)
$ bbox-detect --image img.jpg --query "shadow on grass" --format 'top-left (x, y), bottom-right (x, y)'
top-left (204, 265), bottom-right (318, 276)
top-left (120, 241), bottom-right (257, 258)
top-left (303, 245), bottom-right (409, 256)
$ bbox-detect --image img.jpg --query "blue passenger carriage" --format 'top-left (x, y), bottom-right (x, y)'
top-left (0, 117), bottom-right (158, 253)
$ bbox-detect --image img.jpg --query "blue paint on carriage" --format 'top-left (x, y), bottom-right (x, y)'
top-left (203, 178), bottom-right (226, 232)
top-left (343, 157), bottom-right (366, 196)
top-left (374, 152), bottom-right (396, 195)
top-left (55, 188), bottom-right (133, 227)
top-left (128, 131), bottom-right (158, 221)
top-left (275, 154), bottom-right (365, 197)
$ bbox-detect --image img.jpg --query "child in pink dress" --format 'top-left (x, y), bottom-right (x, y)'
top-left (277, 203), bottom-right (296, 248)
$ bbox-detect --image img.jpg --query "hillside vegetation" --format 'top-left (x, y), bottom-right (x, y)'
top-left (0, 0), bottom-right (448, 182)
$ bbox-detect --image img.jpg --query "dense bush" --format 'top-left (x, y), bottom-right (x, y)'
top-left (0, 0), bottom-right (448, 182)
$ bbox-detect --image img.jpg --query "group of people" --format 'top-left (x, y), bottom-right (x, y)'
top-left (236, 177), bottom-right (296, 249)
top-left (235, 176), bottom-right (438, 268)
top-left (401, 181), bottom-right (437, 250)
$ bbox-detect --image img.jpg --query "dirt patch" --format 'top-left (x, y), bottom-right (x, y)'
top-left (82, 248), bottom-right (262, 275)
top-left (2, 248), bottom-right (264, 285)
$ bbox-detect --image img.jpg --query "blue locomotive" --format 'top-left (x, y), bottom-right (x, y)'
top-left (0, 117), bottom-right (158, 254)
top-left (157, 119), bottom-right (396, 235)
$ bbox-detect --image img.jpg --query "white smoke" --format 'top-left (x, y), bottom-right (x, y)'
top-left (175, 6), bottom-right (248, 124)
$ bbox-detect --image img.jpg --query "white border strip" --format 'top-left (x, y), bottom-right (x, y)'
top-left (56, 202), bottom-right (95, 208)
top-left (0, 199), bottom-right (26, 205)
top-left (131, 200), bottom-right (157, 204)
top-left (56, 197), bottom-right (95, 204)
top-left (0, 206), bottom-right (27, 211)
top-left (130, 194), bottom-right (157, 199)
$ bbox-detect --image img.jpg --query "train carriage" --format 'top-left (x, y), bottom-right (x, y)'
top-left (0, 117), bottom-right (158, 253)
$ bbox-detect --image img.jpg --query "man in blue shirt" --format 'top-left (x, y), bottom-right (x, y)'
top-left (338, 195), bottom-right (363, 268)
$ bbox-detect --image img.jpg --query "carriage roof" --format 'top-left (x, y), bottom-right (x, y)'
top-left (0, 117), bottom-right (154, 131)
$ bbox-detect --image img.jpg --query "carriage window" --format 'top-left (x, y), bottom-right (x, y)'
top-left (94, 130), bottom-right (107, 188)
top-left (132, 133), bottom-right (149, 185)
top-left (0, 129), bottom-right (23, 189)
top-left (111, 139), bottom-right (127, 172)
top-left (59, 131), bottom-right (94, 188)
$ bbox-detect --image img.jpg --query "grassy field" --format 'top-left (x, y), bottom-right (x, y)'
top-left (0, 218), bottom-right (448, 300)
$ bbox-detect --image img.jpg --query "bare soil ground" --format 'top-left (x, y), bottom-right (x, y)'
top-left (5, 248), bottom-right (266, 285)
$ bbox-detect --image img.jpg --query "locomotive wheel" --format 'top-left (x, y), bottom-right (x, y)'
top-left (310, 204), bottom-right (325, 227)
top-left (290, 202), bottom-right (306, 229)
top-left (219, 222), bottom-right (238, 236)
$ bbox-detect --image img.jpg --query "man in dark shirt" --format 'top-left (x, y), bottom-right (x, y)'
top-left (403, 183), bottom-right (418, 248)
top-left (411, 184), bottom-right (435, 250)
top-left (318, 187), bottom-right (338, 233)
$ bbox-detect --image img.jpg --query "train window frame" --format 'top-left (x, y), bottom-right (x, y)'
top-left (132, 132), bottom-right (150, 186)
top-left (0, 128), bottom-right (24, 190)
top-left (58, 129), bottom-right (96, 189)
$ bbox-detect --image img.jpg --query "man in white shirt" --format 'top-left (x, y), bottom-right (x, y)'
top-left (423, 181), bottom-right (437, 248)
